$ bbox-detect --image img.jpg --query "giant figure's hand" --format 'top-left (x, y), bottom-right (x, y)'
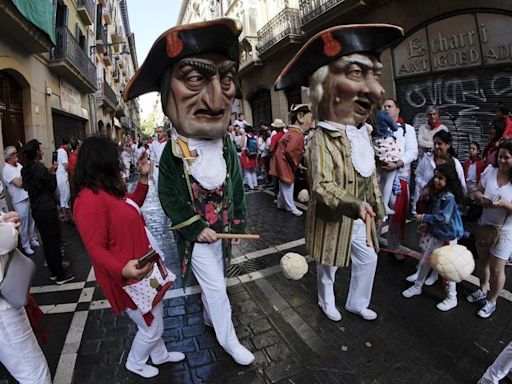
top-left (197, 228), bottom-right (218, 243)
top-left (358, 201), bottom-right (376, 221)
top-left (2, 211), bottom-right (21, 229)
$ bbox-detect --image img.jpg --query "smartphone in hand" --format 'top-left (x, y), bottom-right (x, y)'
top-left (136, 249), bottom-right (158, 269)
top-left (52, 151), bottom-right (58, 164)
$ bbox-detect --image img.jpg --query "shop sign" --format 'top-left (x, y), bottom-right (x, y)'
top-left (393, 13), bottom-right (512, 78)
top-left (59, 80), bottom-right (81, 117)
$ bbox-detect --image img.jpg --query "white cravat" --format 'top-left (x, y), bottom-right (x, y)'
top-left (187, 138), bottom-right (227, 190)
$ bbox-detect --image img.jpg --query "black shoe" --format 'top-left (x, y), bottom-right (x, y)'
top-left (55, 273), bottom-right (75, 285)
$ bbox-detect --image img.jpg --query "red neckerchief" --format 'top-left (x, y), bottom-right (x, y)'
top-left (158, 137), bottom-right (168, 144)
top-left (397, 116), bottom-right (405, 124)
top-left (469, 155), bottom-right (481, 163)
top-left (428, 120), bottom-right (441, 129)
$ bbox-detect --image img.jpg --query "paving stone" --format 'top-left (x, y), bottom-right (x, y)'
top-left (166, 305), bottom-right (186, 316)
top-left (264, 359), bottom-right (303, 383)
top-left (253, 330), bottom-right (281, 350)
top-left (164, 316), bottom-right (184, 329)
top-left (187, 350), bottom-right (214, 368)
top-left (250, 318), bottom-right (273, 334)
top-left (166, 338), bottom-right (198, 353)
top-left (162, 328), bottom-right (182, 342)
top-left (182, 324), bottom-right (207, 338)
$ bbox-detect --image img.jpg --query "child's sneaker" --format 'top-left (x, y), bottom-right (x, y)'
top-left (424, 270), bottom-right (438, 286)
top-left (436, 297), bottom-right (457, 311)
top-left (402, 284), bottom-right (422, 298)
top-left (405, 271), bottom-right (418, 282)
top-left (467, 289), bottom-right (487, 303)
top-left (477, 300), bottom-right (496, 319)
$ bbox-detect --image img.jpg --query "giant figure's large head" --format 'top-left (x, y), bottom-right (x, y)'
top-left (124, 18), bottom-right (242, 138)
top-left (275, 24), bottom-right (403, 126)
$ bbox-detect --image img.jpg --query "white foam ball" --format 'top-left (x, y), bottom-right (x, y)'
top-left (297, 189), bottom-right (309, 203)
top-left (430, 244), bottom-right (475, 283)
top-left (280, 252), bottom-right (308, 280)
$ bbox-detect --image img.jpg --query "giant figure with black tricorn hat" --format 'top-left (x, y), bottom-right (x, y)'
top-left (124, 18), bottom-right (255, 365)
top-left (275, 24), bottom-right (403, 322)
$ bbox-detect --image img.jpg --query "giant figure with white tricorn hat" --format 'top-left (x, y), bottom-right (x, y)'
top-left (124, 18), bottom-right (255, 365)
top-left (275, 24), bottom-right (403, 321)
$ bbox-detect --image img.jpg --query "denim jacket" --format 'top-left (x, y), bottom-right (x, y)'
top-left (421, 191), bottom-right (464, 241)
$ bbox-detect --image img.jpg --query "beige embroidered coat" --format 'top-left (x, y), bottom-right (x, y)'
top-left (305, 124), bottom-right (385, 267)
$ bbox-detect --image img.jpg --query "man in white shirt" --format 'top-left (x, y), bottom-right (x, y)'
top-left (149, 126), bottom-right (168, 193)
top-left (2, 146), bottom-right (39, 255)
top-left (56, 137), bottom-right (71, 222)
top-left (380, 99), bottom-right (418, 259)
top-left (233, 113), bottom-right (248, 130)
top-left (417, 105), bottom-right (448, 158)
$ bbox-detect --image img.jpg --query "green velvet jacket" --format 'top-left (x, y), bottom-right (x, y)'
top-left (158, 135), bottom-right (247, 286)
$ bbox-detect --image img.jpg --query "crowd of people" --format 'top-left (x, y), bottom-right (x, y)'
top-left (2, 18), bottom-right (512, 384)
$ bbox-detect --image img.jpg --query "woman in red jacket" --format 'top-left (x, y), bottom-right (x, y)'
top-left (72, 136), bottom-right (184, 379)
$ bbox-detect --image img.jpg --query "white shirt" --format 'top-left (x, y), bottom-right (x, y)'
top-left (467, 162), bottom-right (478, 183)
top-left (56, 147), bottom-right (69, 177)
top-left (2, 163), bottom-right (28, 204)
top-left (479, 165), bottom-right (512, 232)
top-left (395, 122), bottom-right (419, 176)
top-left (150, 140), bottom-right (167, 165)
top-left (415, 152), bottom-right (467, 193)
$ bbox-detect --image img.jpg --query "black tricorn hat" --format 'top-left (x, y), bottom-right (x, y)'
top-left (274, 24), bottom-right (404, 91)
top-left (124, 18), bottom-right (242, 101)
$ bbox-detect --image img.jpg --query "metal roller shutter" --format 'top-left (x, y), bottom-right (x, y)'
top-left (396, 66), bottom-right (512, 162)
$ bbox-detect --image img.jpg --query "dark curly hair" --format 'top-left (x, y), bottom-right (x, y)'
top-left (71, 136), bottom-right (126, 203)
top-left (434, 162), bottom-right (464, 204)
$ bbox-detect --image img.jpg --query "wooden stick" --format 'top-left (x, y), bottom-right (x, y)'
top-left (365, 213), bottom-right (373, 248)
top-left (215, 233), bottom-right (260, 240)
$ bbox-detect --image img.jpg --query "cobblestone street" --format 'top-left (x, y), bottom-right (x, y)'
top-left (2, 183), bottom-right (512, 383)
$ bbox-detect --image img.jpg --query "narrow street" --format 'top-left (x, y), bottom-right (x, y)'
top-left (1, 182), bottom-right (512, 384)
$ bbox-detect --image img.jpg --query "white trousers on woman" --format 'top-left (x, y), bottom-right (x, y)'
top-left (317, 220), bottom-right (378, 311)
top-left (0, 306), bottom-right (51, 384)
top-left (13, 199), bottom-right (36, 251)
top-left (479, 341), bottom-right (512, 384)
top-left (191, 241), bottom-right (240, 351)
top-left (126, 301), bottom-right (168, 369)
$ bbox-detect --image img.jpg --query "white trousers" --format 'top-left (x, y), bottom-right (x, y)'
top-left (191, 241), bottom-right (239, 350)
top-left (277, 181), bottom-right (297, 212)
top-left (244, 169), bottom-right (257, 189)
top-left (317, 220), bottom-right (378, 310)
top-left (56, 174), bottom-right (70, 208)
top-left (13, 199), bottom-right (36, 251)
top-left (0, 306), bottom-right (51, 384)
top-left (378, 169), bottom-right (396, 212)
top-left (479, 341), bottom-right (512, 384)
top-left (126, 301), bottom-right (168, 369)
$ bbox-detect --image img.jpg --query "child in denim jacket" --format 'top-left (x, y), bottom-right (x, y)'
top-left (402, 162), bottom-right (464, 311)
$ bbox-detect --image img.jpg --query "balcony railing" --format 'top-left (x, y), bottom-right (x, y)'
top-left (97, 79), bottom-right (117, 109)
top-left (77, 0), bottom-right (95, 25)
top-left (256, 8), bottom-right (301, 55)
top-left (299, 0), bottom-right (344, 25)
top-left (95, 25), bottom-right (108, 53)
top-left (50, 26), bottom-right (97, 92)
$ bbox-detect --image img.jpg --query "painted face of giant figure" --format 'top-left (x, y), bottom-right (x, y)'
top-left (165, 54), bottom-right (237, 139)
top-left (318, 53), bottom-right (384, 126)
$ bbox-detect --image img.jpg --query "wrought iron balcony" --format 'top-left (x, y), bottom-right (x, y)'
top-left (96, 79), bottom-right (117, 110)
top-left (49, 27), bottom-right (97, 93)
top-left (95, 25), bottom-right (108, 54)
top-left (77, 0), bottom-right (95, 25)
top-left (256, 8), bottom-right (301, 56)
top-left (299, 0), bottom-right (351, 26)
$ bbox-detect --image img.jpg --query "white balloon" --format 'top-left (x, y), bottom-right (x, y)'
top-left (280, 252), bottom-right (309, 280)
top-left (430, 244), bottom-right (475, 283)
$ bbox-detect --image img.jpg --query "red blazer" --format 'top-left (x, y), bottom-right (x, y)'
top-left (73, 182), bottom-right (150, 313)
top-left (463, 158), bottom-right (485, 183)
